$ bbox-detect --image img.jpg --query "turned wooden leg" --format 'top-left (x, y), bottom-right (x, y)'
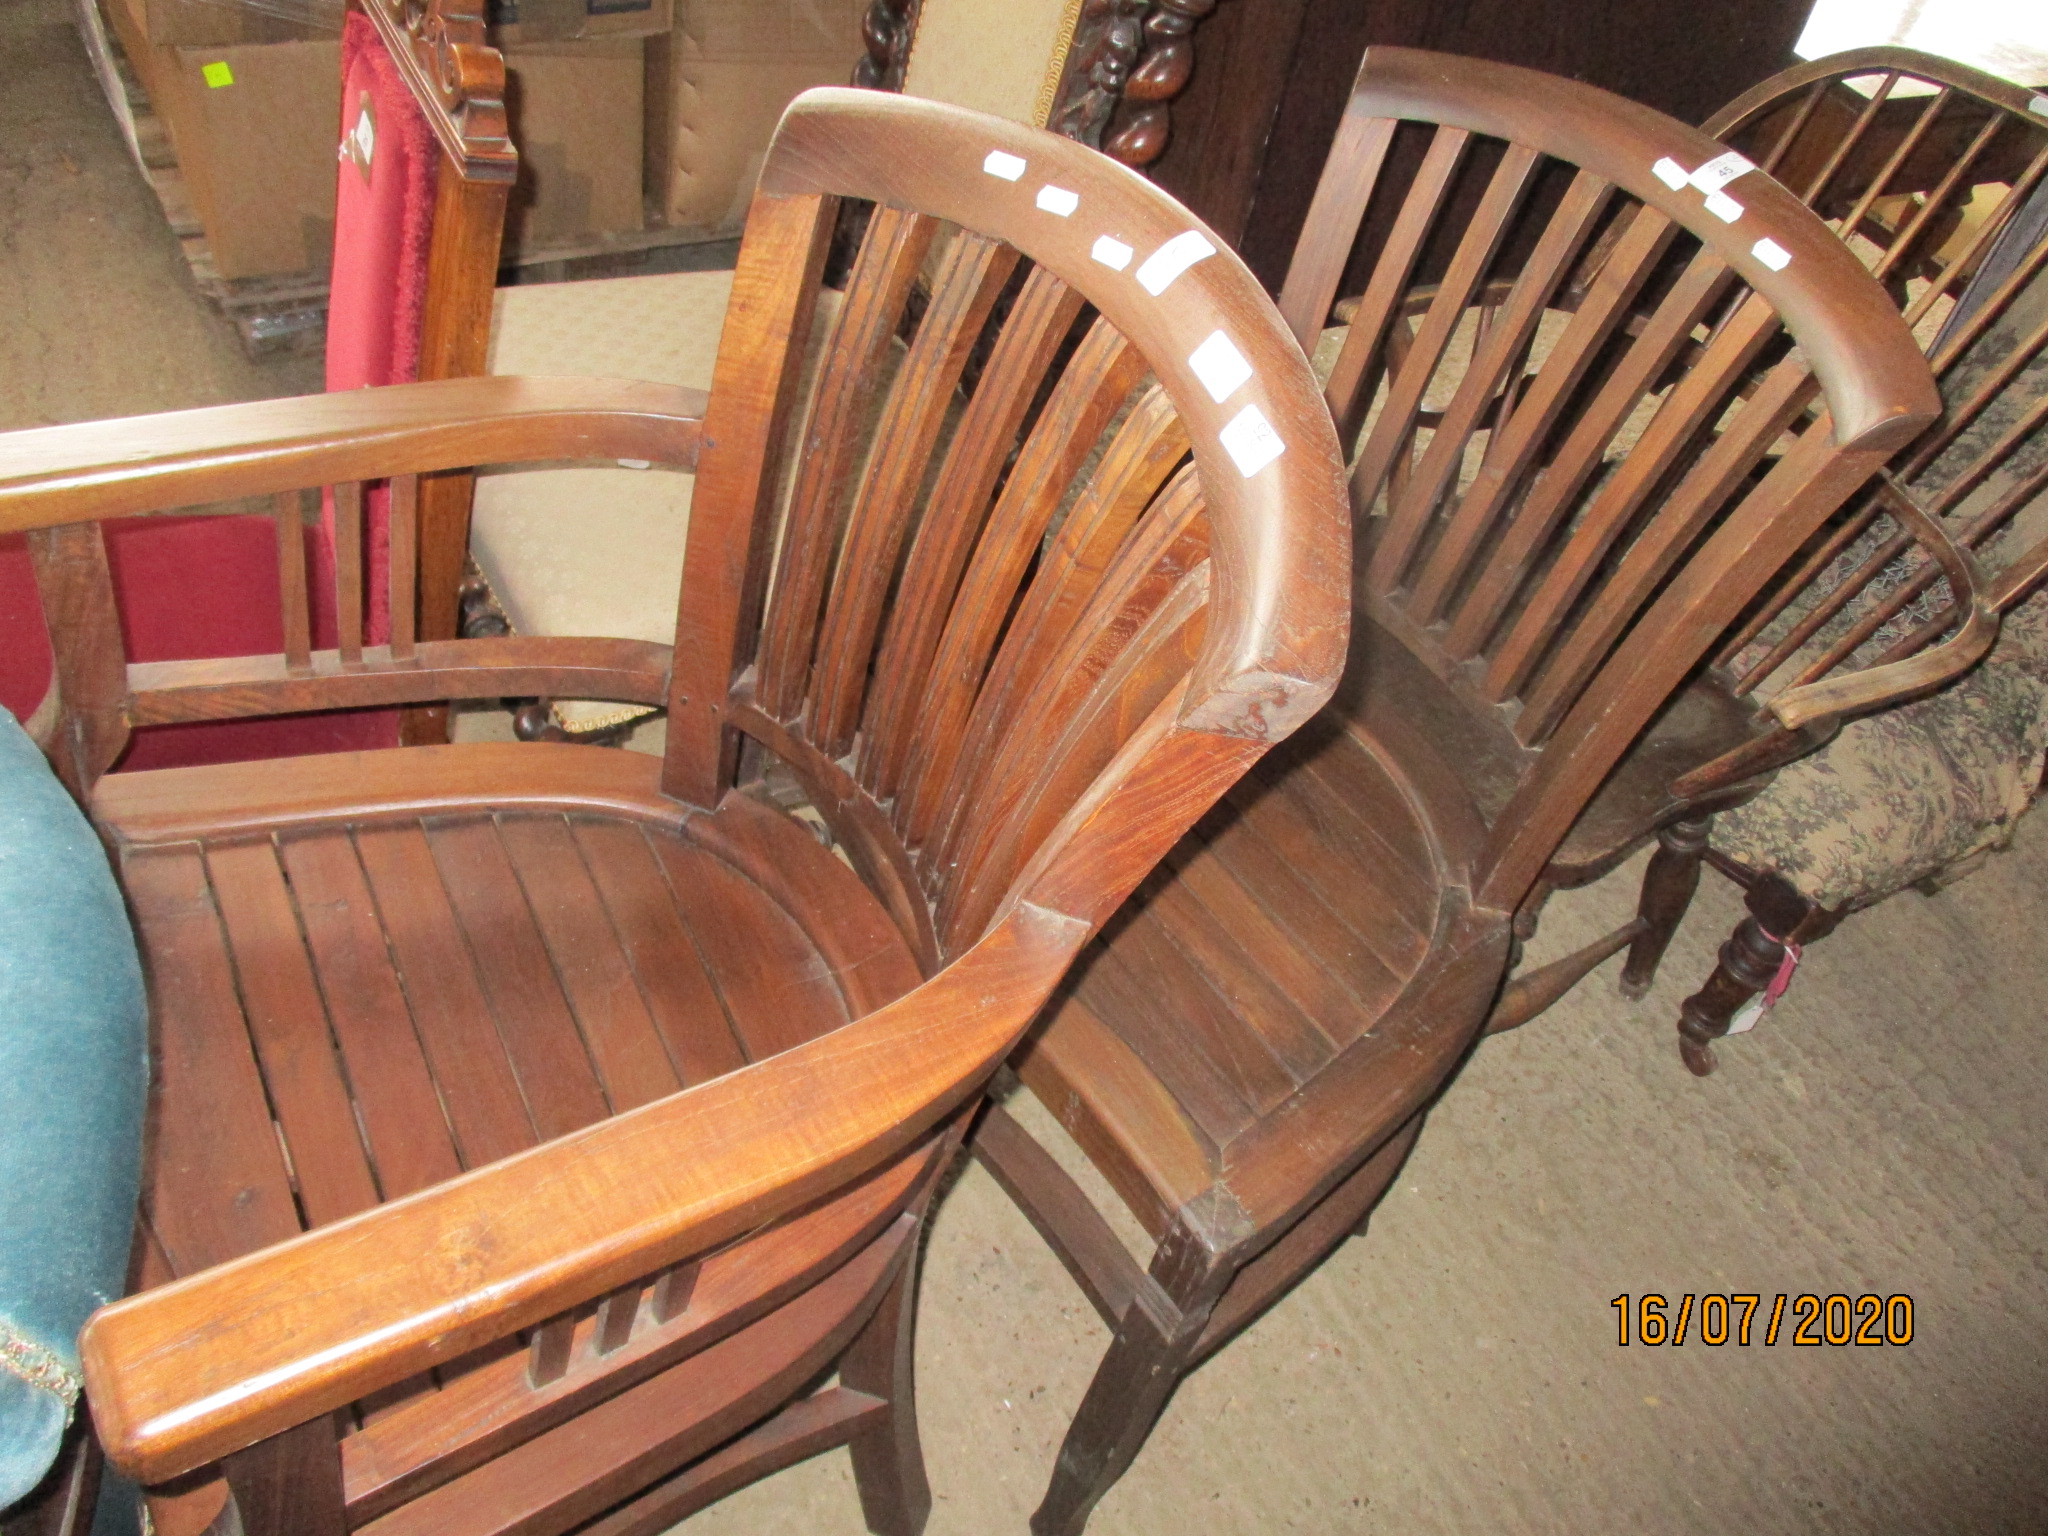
top-left (841, 1244), bottom-right (932, 1536)
top-left (1504, 876), bottom-right (1554, 974)
top-left (1676, 875), bottom-right (1812, 1077)
top-left (1031, 1225), bottom-right (1236, 1536)
top-left (1620, 814), bottom-right (1711, 1000)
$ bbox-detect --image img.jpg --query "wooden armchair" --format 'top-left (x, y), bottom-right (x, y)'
top-left (972, 47), bottom-right (1942, 1534)
top-left (1623, 49), bottom-right (2048, 1067)
top-left (0, 90), bottom-right (1348, 1534)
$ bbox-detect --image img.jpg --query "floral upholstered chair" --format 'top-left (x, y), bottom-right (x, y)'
top-left (1663, 53), bottom-right (2048, 1066)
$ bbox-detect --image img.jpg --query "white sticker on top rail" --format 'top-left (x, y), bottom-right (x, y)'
top-left (1219, 403), bottom-right (1285, 478)
top-left (1688, 151), bottom-right (1755, 193)
top-left (1091, 235), bottom-right (1134, 270)
top-left (983, 150), bottom-right (1027, 181)
top-left (2032, 94), bottom-right (2048, 121)
top-left (1135, 230), bottom-right (1217, 296)
top-left (1652, 157), bottom-right (1690, 191)
top-left (1703, 190), bottom-right (1744, 223)
top-left (1188, 330), bottom-right (1253, 404)
top-left (1036, 184), bottom-right (1080, 216)
top-left (1751, 236), bottom-right (1791, 271)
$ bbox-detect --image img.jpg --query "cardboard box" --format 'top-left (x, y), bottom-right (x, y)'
top-left (487, 0), bottom-right (670, 46)
top-left (646, 0), bottom-right (864, 231)
top-left (106, 0), bottom-right (341, 280)
top-left (162, 41), bottom-right (341, 279)
top-left (144, 0), bottom-right (336, 49)
top-left (502, 39), bottom-right (646, 251)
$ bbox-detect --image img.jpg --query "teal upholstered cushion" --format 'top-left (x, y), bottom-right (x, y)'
top-left (0, 710), bottom-right (146, 1510)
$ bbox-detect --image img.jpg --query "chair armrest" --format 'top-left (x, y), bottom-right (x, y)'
top-left (1765, 473), bottom-right (1999, 731)
top-left (0, 377), bottom-right (708, 531)
top-left (1668, 477), bottom-right (2002, 803)
top-left (80, 900), bottom-right (1088, 1487)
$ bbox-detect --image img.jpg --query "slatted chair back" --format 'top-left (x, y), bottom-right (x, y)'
top-left (1, 91), bottom-right (1348, 1512)
top-left (665, 88), bottom-right (1351, 966)
top-left (1700, 51), bottom-right (2048, 689)
top-left (1275, 48), bottom-right (1942, 912)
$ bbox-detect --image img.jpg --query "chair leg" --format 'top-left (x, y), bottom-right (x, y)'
top-left (1030, 1229), bottom-right (1234, 1536)
top-left (841, 1245), bottom-right (932, 1536)
top-left (1675, 877), bottom-right (1814, 1077)
top-left (1619, 814), bottom-right (1710, 999)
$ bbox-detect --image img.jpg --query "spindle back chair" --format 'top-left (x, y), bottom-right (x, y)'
top-left (974, 48), bottom-right (1943, 1535)
top-left (1633, 48), bottom-right (2048, 1066)
top-left (0, 90), bottom-right (1347, 1535)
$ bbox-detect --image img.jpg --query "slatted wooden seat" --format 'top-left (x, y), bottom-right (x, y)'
top-left (0, 89), bottom-right (1349, 1535)
top-left (973, 48), bottom-right (1944, 1535)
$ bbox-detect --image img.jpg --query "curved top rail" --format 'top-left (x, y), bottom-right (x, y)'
top-left (762, 88), bottom-right (1352, 745)
top-left (1325, 47), bottom-right (1941, 455)
top-left (1705, 45), bottom-right (2048, 138)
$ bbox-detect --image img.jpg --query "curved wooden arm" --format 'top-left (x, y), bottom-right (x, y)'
top-left (0, 376), bottom-right (707, 531)
top-left (1766, 473), bottom-right (1998, 730)
top-left (81, 900), bottom-right (1088, 1487)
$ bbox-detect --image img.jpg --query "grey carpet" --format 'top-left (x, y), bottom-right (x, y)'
top-left (5, 1), bottom-right (2044, 1528)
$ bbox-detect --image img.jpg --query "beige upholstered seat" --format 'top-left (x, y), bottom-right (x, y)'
top-left (471, 270), bottom-right (732, 732)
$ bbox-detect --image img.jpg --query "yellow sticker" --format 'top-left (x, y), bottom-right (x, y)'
top-left (201, 61), bottom-right (234, 88)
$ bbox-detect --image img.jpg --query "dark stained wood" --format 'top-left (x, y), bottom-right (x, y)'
top-left (1633, 48), bottom-right (2048, 1069)
top-left (19, 89), bottom-right (1349, 1533)
top-left (424, 816), bottom-right (617, 1136)
top-left (351, 823), bottom-right (541, 1169)
top-left (204, 838), bottom-right (382, 1225)
top-left (982, 49), bottom-right (1948, 1534)
top-left (278, 830), bottom-right (463, 1200)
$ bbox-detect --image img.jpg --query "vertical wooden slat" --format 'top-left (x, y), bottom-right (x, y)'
top-left (936, 470), bottom-right (1209, 942)
top-left (923, 389), bottom-right (1191, 883)
top-left (528, 1316), bottom-right (575, 1388)
top-left (408, 172), bottom-right (509, 747)
top-left (1436, 205), bottom-right (1686, 658)
top-left (807, 233), bottom-right (1020, 755)
top-left (650, 1261), bottom-right (700, 1324)
top-left (389, 473), bottom-right (419, 663)
top-left (1453, 248), bottom-right (1737, 683)
top-left (896, 319), bottom-right (1146, 849)
top-left (1754, 79), bottom-right (1830, 175)
top-left (1902, 140), bottom-right (2048, 327)
top-left (1796, 70), bottom-right (1899, 204)
top-left (858, 267), bottom-right (1087, 800)
top-left (205, 838), bottom-right (383, 1226)
top-left (755, 205), bottom-right (939, 721)
top-left (1836, 88), bottom-right (1954, 268)
top-left (1276, 107), bottom-right (1398, 348)
top-left (1478, 431), bottom-right (1890, 911)
top-left (274, 489), bottom-right (313, 675)
top-left (1877, 112), bottom-right (2009, 284)
top-left (26, 521), bottom-right (129, 794)
top-left (663, 191), bottom-right (836, 811)
top-left (333, 479), bottom-right (365, 666)
top-left (1359, 143), bottom-right (1542, 589)
top-left (1484, 290), bottom-right (1781, 708)
top-left (1321, 126), bottom-right (1469, 440)
top-left (594, 1281), bottom-right (645, 1355)
top-left (1403, 171), bottom-right (1615, 619)
top-left (1515, 359), bottom-right (1820, 741)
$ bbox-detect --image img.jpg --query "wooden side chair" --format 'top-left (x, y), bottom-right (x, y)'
top-left (1616, 49), bottom-right (2048, 1067)
top-left (972, 47), bottom-right (1944, 1534)
top-left (0, 89), bottom-right (1348, 1535)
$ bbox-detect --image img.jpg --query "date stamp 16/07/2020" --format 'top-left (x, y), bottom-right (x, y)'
top-left (1610, 1293), bottom-right (1914, 1347)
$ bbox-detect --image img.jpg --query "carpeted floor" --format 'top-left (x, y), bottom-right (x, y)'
top-left (5, 1), bottom-right (2046, 1530)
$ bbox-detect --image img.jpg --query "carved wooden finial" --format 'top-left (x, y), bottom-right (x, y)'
top-left (359, 0), bottom-right (517, 182)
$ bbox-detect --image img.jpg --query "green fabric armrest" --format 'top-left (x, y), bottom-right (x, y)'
top-left (0, 709), bottom-right (146, 1510)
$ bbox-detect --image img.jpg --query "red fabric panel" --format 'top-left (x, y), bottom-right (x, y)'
top-left (328, 11), bottom-right (440, 647)
top-left (0, 520), bottom-right (396, 771)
